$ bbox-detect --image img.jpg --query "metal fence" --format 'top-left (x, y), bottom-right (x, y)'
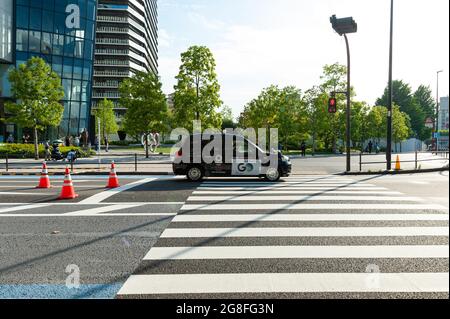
top-left (1, 152), bottom-right (172, 174)
top-left (358, 151), bottom-right (450, 172)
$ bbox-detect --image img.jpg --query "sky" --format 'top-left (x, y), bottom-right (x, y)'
top-left (158, 0), bottom-right (450, 119)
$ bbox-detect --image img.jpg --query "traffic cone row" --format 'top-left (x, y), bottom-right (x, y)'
top-left (36, 162), bottom-right (51, 189)
top-left (59, 166), bottom-right (79, 200)
top-left (107, 161), bottom-right (120, 188)
top-left (36, 161), bottom-right (120, 199)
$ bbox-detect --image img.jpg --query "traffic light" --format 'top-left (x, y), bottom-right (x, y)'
top-left (328, 97), bottom-right (337, 114)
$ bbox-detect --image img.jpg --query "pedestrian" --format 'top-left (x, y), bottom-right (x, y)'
top-left (74, 135), bottom-right (80, 147)
top-left (368, 140), bottom-right (373, 154)
top-left (104, 135), bottom-right (109, 153)
top-left (375, 142), bottom-right (380, 154)
top-left (65, 136), bottom-right (71, 147)
top-left (81, 128), bottom-right (89, 148)
top-left (94, 136), bottom-right (100, 152)
top-left (6, 134), bottom-right (14, 144)
top-left (44, 140), bottom-right (51, 161)
top-left (300, 141), bottom-right (307, 157)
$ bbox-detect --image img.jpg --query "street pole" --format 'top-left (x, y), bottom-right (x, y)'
top-left (97, 117), bottom-right (101, 169)
top-left (344, 34), bottom-right (351, 173)
top-left (436, 70), bottom-right (443, 153)
top-left (386, 0), bottom-right (394, 170)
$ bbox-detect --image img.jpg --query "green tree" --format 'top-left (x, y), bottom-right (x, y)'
top-left (319, 63), bottom-right (349, 152)
top-left (304, 87), bottom-right (329, 154)
top-left (92, 99), bottom-right (119, 143)
top-left (119, 71), bottom-right (168, 158)
top-left (4, 57), bottom-right (64, 160)
top-left (173, 46), bottom-right (222, 129)
top-left (220, 105), bottom-right (236, 130)
top-left (376, 80), bottom-right (426, 140)
top-left (367, 106), bottom-right (387, 143)
top-left (351, 101), bottom-right (370, 150)
top-left (239, 85), bottom-right (307, 151)
top-left (414, 85), bottom-right (436, 119)
top-left (392, 105), bottom-right (412, 151)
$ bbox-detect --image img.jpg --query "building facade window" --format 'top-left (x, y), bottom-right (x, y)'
top-left (5, 0), bottom-right (98, 139)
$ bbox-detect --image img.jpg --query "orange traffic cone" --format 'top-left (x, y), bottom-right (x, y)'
top-left (395, 155), bottom-right (401, 171)
top-left (107, 161), bottom-right (120, 188)
top-left (36, 162), bottom-right (52, 189)
top-left (59, 166), bottom-right (79, 200)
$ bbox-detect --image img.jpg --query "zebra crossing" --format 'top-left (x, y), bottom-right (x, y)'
top-left (117, 175), bottom-right (449, 299)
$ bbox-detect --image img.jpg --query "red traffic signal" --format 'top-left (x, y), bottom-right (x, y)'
top-left (328, 98), bottom-right (337, 113)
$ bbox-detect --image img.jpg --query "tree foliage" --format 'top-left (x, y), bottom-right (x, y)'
top-left (4, 57), bottom-right (64, 159)
top-left (92, 98), bottom-right (118, 141)
top-left (173, 46), bottom-right (222, 129)
top-left (376, 80), bottom-right (427, 140)
top-left (119, 71), bottom-right (168, 137)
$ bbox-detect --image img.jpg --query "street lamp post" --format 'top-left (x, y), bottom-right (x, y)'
top-left (330, 15), bottom-right (358, 173)
top-left (386, 0), bottom-right (394, 170)
top-left (435, 70), bottom-right (443, 152)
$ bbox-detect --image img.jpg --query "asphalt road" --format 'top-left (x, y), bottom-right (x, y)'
top-left (0, 172), bottom-right (448, 299)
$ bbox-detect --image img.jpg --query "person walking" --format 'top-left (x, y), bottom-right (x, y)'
top-left (74, 135), bottom-right (80, 147)
top-left (300, 141), bottom-right (307, 157)
top-left (6, 134), bottom-right (14, 144)
top-left (104, 135), bottom-right (109, 153)
top-left (44, 140), bottom-right (51, 161)
top-left (368, 140), bottom-right (373, 154)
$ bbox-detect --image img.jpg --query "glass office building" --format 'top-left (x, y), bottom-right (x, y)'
top-left (0, 0), bottom-right (97, 142)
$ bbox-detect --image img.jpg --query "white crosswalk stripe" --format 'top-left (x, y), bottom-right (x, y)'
top-left (118, 176), bottom-right (449, 298)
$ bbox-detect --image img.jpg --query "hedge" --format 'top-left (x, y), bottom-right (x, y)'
top-left (0, 144), bottom-right (94, 159)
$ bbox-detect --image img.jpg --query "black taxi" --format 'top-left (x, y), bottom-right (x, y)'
top-left (172, 133), bottom-right (292, 182)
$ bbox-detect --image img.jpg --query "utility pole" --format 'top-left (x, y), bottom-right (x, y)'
top-left (436, 70), bottom-right (443, 152)
top-left (330, 15), bottom-right (358, 173)
top-left (386, 0), bottom-right (394, 170)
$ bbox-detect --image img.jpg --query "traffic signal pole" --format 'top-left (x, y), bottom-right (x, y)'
top-left (344, 34), bottom-right (351, 173)
top-left (330, 15), bottom-right (357, 173)
top-left (386, 0), bottom-right (394, 170)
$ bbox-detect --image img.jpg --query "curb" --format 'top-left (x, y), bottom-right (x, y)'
top-left (341, 167), bottom-right (449, 176)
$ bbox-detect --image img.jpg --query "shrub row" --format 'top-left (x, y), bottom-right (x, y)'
top-left (0, 144), bottom-right (94, 159)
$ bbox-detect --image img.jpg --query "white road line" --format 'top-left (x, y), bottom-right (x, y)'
top-left (201, 183), bottom-right (375, 187)
top-left (79, 178), bottom-right (159, 204)
top-left (160, 227), bottom-right (449, 238)
top-left (193, 190), bottom-right (402, 195)
top-left (144, 245), bottom-right (450, 260)
top-left (64, 204), bottom-right (144, 216)
top-left (187, 196), bottom-right (423, 202)
top-left (0, 204), bottom-right (49, 214)
top-left (0, 202), bottom-right (185, 206)
top-left (172, 214), bottom-right (450, 222)
top-left (0, 213), bottom-right (178, 217)
top-left (0, 192), bottom-right (54, 196)
top-left (117, 273), bottom-right (449, 295)
top-left (180, 203), bottom-right (446, 211)
top-left (197, 187), bottom-right (389, 191)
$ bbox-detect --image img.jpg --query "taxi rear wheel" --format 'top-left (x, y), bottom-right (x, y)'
top-left (187, 166), bottom-right (204, 182)
top-left (265, 168), bottom-right (281, 182)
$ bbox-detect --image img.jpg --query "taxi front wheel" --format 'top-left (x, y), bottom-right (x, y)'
top-left (187, 166), bottom-right (204, 182)
top-left (265, 168), bottom-right (281, 182)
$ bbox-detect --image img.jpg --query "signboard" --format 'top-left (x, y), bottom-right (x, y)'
top-left (232, 160), bottom-right (261, 176)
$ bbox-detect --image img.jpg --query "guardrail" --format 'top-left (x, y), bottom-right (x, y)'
top-left (1, 152), bottom-right (172, 174)
top-left (358, 151), bottom-right (449, 172)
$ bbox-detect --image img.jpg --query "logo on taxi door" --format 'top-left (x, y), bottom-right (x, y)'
top-left (237, 163), bottom-right (255, 173)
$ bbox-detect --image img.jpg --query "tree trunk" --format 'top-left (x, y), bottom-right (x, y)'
top-left (145, 133), bottom-right (149, 159)
top-left (34, 127), bottom-right (39, 160)
top-left (312, 131), bottom-right (316, 156)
